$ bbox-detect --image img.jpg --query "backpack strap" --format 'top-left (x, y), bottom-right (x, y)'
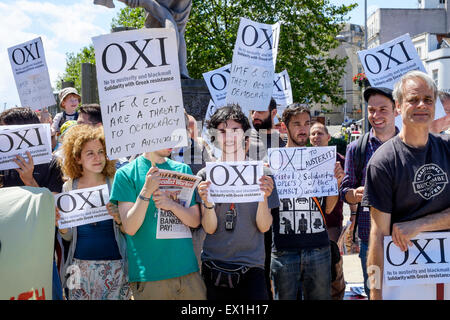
top-left (352, 132), bottom-right (370, 241)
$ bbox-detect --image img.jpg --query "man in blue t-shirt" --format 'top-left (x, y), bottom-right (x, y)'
top-left (110, 148), bottom-right (206, 300)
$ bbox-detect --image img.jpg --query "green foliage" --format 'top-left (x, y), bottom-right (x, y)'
top-left (329, 136), bottom-right (347, 155)
top-left (59, 0), bottom-right (356, 107)
top-left (110, 7), bottom-right (145, 29)
top-left (186, 0), bottom-right (357, 106)
top-left (56, 45), bottom-right (95, 92)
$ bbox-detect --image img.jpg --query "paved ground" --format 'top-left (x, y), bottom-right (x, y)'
top-left (341, 203), bottom-right (367, 299)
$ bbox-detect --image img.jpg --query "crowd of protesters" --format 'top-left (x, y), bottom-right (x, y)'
top-left (1, 70), bottom-right (449, 300)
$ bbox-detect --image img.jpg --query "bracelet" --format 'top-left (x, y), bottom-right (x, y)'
top-left (351, 212), bottom-right (357, 216)
top-left (138, 193), bottom-right (151, 201)
top-left (202, 200), bottom-right (215, 209)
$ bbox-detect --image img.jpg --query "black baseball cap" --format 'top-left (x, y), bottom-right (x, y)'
top-left (363, 87), bottom-right (394, 104)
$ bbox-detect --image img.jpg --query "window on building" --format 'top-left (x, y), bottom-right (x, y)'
top-left (440, 0), bottom-right (445, 4)
top-left (432, 69), bottom-right (439, 87)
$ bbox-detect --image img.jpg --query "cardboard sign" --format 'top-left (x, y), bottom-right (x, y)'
top-left (92, 28), bottom-right (181, 102)
top-left (8, 37), bottom-right (56, 110)
top-left (357, 33), bottom-right (446, 128)
top-left (0, 123), bottom-right (52, 170)
top-left (203, 64), bottom-right (231, 107)
top-left (382, 231), bottom-right (450, 300)
top-left (206, 161), bottom-right (264, 203)
top-left (384, 232), bottom-right (450, 286)
top-left (101, 90), bottom-right (187, 160)
top-left (272, 69), bottom-right (293, 109)
top-left (55, 184), bottom-right (112, 229)
top-left (226, 18), bottom-right (280, 113)
top-left (268, 146), bottom-right (338, 199)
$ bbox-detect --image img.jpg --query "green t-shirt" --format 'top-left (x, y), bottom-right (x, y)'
top-left (110, 156), bottom-right (199, 282)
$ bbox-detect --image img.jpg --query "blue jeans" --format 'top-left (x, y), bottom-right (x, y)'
top-left (270, 246), bottom-right (331, 300)
top-left (359, 240), bottom-right (370, 298)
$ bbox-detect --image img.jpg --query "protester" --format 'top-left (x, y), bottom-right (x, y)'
top-left (110, 146), bottom-right (206, 299)
top-left (56, 125), bottom-right (130, 300)
top-left (77, 104), bottom-right (103, 126)
top-left (339, 86), bottom-right (398, 298)
top-left (195, 105), bottom-right (278, 300)
top-left (309, 122), bottom-right (345, 241)
top-left (0, 107), bottom-right (64, 300)
top-left (273, 114), bottom-right (288, 144)
top-left (51, 87), bottom-right (80, 136)
top-left (363, 71), bottom-right (450, 300)
top-left (270, 104), bottom-right (342, 300)
top-left (309, 121), bottom-right (346, 300)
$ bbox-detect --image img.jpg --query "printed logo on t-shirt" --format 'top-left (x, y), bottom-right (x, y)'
top-left (278, 197), bottom-right (325, 234)
top-left (413, 164), bottom-right (448, 200)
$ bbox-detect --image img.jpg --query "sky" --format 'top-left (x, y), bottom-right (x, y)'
top-left (0, 0), bottom-right (420, 111)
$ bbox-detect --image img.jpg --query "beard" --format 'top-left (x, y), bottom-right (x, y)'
top-left (253, 115), bottom-right (272, 130)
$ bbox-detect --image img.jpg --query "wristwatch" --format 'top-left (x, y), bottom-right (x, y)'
top-left (202, 200), bottom-right (215, 209)
top-left (138, 193), bottom-right (151, 201)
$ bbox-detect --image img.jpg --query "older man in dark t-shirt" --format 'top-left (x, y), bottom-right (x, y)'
top-left (362, 71), bottom-right (450, 300)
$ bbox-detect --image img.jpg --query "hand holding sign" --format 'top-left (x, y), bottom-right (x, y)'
top-left (391, 220), bottom-right (421, 252)
top-left (259, 175), bottom-right (274, 199)
top-left (13, 151), bottom-right (37, 187)
top-left (142, 165), bottom-right (160, 197)
top-left (197, 180), bottom-right (212, 205)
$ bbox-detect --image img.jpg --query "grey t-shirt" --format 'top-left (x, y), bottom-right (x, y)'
top-left (197, 166), bottom-right (279, 268)
top-left (362, 134), bottom-right (450, 226)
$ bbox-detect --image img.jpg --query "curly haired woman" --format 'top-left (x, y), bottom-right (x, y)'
top-left (56, 125), bottom-right (130, 300)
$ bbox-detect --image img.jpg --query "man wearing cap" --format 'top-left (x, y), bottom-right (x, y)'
top-left (51, 87), bottom-right (81, 137)
top-left (339, 86), bottom-right (398, 298)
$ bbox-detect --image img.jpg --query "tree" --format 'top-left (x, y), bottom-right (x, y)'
top-left (185, 0), bottom-right (356, 106)
top-left (59, 0), bottom-right (356, 106)
top-left (56, 45), bottom-right (95, 92)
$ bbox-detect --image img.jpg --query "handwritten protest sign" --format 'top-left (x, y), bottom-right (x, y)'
top-left (92, 28), bottom-right (180, 102)
top-left (357, 33), bottom-right (446, 128)
top-left (55, 184), bottom-right (112, 229)
top-left (8, 37), bottom-right (56, 110)
top-left (268, 146), bottom-right (338, 199)
top-left (156, 170), bottom-right (201, 239)
top-left (93, 28), bottom-right (187, 159)
top-left (0, 123), bottom-right (52, 170)
top-left (206, 161), bottom-right (264, 203)
top-left (226, 18), bottom-right (280, 113)
top-left (101, 90), bottom-right (187, 159)
top-left (272, 69), bottom-right (293, 111)
top-left (203, 64), bottom-right (231, 107)
top-left (382, 232), bottom-right (450, 300)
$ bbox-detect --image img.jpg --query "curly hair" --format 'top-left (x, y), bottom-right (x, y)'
top-left (60, 125), bottom-right (116, 180)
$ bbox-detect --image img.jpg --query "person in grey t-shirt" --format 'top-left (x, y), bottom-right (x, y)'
top-left (363, 71), bottom-right (450, 300)
top-left (196, 104), bottom-right (279, 300)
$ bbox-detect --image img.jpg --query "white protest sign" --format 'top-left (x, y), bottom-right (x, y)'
top-left (272, 69), bottom-right (293, 109)
top-left (0, 123), bottom-right (52, 170)
top-left (206, 161), bottom-right (264, 203)
top-left (203, 64), bottom-right (231, 107)
top-left (101, 90), bottom-right (187, 160)
top-left (383, 232), bottom-right (450, 286)
top-left (8, 37), bottom-right (56, 110)
top-left (55, 184), bottom-right (112, 229)
top-left (92, 27), bottom-right (181, 102)
top-left (357, 33), bottom-right (446, 128)
top-left (156, 170), bottom-right (201, 239)
top-left (382, 232), bottom-right (450, 300)
top-left (268, 146), bottom-right (338, 199)
top-left (226, 18), bottom-right (280, 113)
